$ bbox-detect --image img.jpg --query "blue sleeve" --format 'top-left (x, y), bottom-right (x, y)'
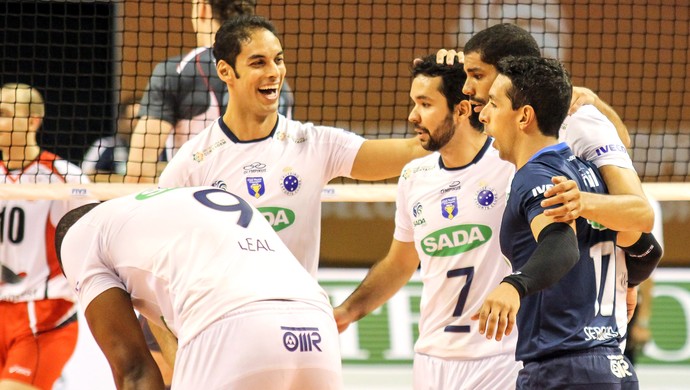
top-left (513, 163), bottom-right (561, 224)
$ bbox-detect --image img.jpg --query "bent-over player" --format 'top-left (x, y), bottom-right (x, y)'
top-left (56, 186), bottom-right (343, 389)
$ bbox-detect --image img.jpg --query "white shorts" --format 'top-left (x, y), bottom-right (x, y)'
top-left (173, 300), bottom-right (343, 390)
top-left (413, 352), bottom-right (522, 390)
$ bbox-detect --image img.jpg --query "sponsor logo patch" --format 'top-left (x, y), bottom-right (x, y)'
top-left (421, 224), bottom-right (491, 256)
top-left (607, 354), bottom-right (633, 378)
top-left (282, 326), bottom-right (322, 352)
top-left (246, 177), bottom-right (265, 198)
top-left (258, 207), bottom-right (295, 232)
top-left (441, 197), bottom-right (458, 220)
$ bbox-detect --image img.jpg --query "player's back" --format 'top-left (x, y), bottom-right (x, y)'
top-left (66, 186), bottom-right (331, 347)
top-left (502, 144), bottom-right (620, 362)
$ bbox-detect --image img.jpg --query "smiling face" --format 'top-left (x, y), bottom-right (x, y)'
top-left (462, 51), bottom-right (499, 115)
top-left (479, 74), bottom-right (519, 164)
top-left (219, 28), bottom-right (286, 116)
top-left (408, 74), bottom-right (457, 152)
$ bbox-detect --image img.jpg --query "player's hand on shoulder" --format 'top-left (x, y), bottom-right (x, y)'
top-left (471, 283), bottom-right (520, 342)
top-left (569, 86), bottom-right (598, 115)
top-left (542, 176), bottom-right (582, 222)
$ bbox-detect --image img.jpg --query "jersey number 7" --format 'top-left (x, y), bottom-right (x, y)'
top-left (445, 266), bottom-right (475, 333)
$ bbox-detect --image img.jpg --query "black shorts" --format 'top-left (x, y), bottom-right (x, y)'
top-left (518, 346), bottom-right (639, 389)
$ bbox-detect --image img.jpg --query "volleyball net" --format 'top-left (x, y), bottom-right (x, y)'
top-left (0, 0), bottom-right (688, 201)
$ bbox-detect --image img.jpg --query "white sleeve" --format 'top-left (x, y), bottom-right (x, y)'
top-left (559, 105), bottom-right (635, 170)
top-left (393, 170), bottom-right (414, 243)
top-left (61, 219), bottom-right (124, 311)
top-left (317, 125), bottom-right (366, 180)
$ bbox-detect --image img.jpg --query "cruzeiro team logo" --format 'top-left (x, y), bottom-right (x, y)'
top-left (475, 186), bottom-right (497, 210)
top-left (280, 169), bottom-right (301, 196)
top-left (282, 326), bottom-right (322, 352)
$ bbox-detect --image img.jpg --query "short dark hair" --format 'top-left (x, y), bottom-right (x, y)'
top-left (212, 15), bottom-right (278, 76)
top-left (496, 56), bottom-right (572, 137)
top-left (208, 0), bottom-right (256, 23)
top-left (464, 23), bottom-right (541, 67)
top-left (412, 54), bottom-right (469, 112)
top-left (55, 203), bottom-right (100, 271)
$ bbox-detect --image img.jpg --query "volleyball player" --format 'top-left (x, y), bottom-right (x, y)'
top-left (56, 186), bottom-right (343, 390)
top-left (125, 0), bottom-right (294, 183)
top-left (439, 23), bottom-right (660, 351)
top-left (477, 55), bottom-right (659, 389)
top-left (0, 83), bottom-right (94, 390)
top-left (159, 15), bottom-right (428, 278)
top-left (334, 56), bottom-right (522, 389)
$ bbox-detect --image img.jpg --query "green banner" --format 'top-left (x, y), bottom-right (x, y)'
top-left (320, 268), bottom-right (690, 365)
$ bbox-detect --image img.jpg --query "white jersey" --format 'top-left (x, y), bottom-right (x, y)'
top-left (394, 139), bottom-right (517, 359)
top-left (0, 151), bottom-right (93, 303)
top-left (59, 186), bottom-right (333, 348)
top-left (159, 115), bottom-right (365, 276)
top-left (560, 104), bottom-right (641, 348)
top-left (559, 104), bottom-right (634, 170)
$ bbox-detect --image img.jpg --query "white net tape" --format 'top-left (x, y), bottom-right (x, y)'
top-left (0, 183), bottom-right (687, 202)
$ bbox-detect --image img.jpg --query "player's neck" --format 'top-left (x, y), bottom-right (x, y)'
top-left (515, 135), bottom-right (559, 170)
top-left (3, 144), bottom-right (41, 171)
top-left (439, 127), bottom-right (488, 169)
top-left (221, 109), bottom-right (278, 141)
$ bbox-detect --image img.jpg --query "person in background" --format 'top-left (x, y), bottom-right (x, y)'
top-left (125, 0), bottom-right (294, 183)
top-left (56, 186), bottom-right (343, 389)
top-left (0, 83), bottom-right (94, 390)
top-left (81, 95), bottom-right (140, 182)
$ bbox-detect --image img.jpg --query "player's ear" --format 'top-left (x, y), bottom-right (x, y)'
top-left (519, 105), bottom-right (536, 132)
top-left (216, 59), bottom-right (235, 84)
top-left (456, 100), bottom-right (472, 119)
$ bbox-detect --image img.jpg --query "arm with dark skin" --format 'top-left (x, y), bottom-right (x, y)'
top-left (84, 288), bottom-right (165, 390)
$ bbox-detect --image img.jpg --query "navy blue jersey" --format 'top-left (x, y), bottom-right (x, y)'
top-left (501, 143), bottom-right (620, 362)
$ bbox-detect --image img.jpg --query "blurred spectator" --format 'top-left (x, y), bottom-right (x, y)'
top-left (81, 96), bottom-right (140, 182)
top-left (0, 83), bottom-right (95, 390)
top-left (124, 0), bottom-right (294, 183)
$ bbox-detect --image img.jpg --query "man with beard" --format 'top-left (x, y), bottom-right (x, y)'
top-left (334, 55), bottom-right (522, 389)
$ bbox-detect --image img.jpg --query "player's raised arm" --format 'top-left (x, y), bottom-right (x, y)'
top-left (84, 288), bottom-right (165, 389)
top-left (349, 137), bottom-right (429, 181)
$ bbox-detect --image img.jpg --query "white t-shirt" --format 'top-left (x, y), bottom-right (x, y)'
top-left (0, 151), bottom-right (93, 303)
top-left (59, 186), bottom-right (332, 348)
top-left (559, 104), bottom-right (634, 170)
top-left (159, 115), bottom-right (365, 277)
top-left (394, 139), bottom-right (517, 359)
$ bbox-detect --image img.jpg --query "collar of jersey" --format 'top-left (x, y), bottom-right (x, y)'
top-left (218, 115), bottom-right (280, 144)
top-left (528, 142), bottom-right (568, 162)
top-left (439, 136), bottom-right (493, 171)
